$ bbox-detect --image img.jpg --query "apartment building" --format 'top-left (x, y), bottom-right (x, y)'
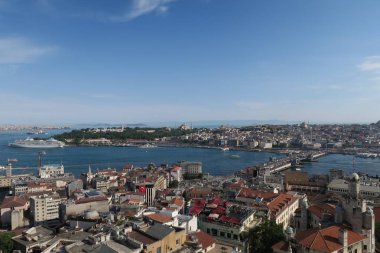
top-left (30, 194), bottom-right (60, 225)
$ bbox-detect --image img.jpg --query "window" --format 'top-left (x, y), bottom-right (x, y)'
top-left (156, 247), bottom-right (161, 253)
top-left (176, 239), bottom-right (179, 245)
top-left (220, 232), bottom-right (225, 237)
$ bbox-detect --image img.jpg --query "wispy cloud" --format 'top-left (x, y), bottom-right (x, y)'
top-left (0, 37), bottom-right (56, 64)
top-left (109, 0), bottom-right (176, 22)
top-left (358, 56), bottom-right (380, 71)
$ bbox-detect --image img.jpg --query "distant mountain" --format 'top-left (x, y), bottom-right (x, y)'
top-left (143, 119), bottom-right (296, 128)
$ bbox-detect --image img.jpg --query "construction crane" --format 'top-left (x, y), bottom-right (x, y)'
top-left (7, 159), bottom-right (18, 177)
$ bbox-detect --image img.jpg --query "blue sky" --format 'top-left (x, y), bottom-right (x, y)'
top-left (1, 0), bottom-right (380, 124)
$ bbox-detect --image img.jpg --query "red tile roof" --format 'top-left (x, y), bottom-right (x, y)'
top-left (190, 230), bottom-right (216, 250)
top-left (0, 196), bottom-right (27, 209)
top-left (267, 193), bottom-right (297, 218)
top-left (295, 226), bottom-right (365, 253)
top-left (272, 240), bottom-right (289, 252)
top-left (308, 203), bottom-right (336, 219)
top-left (145, 213), bottom-right (173, 224)
top-left (237, 187), bottom-right (278, 201)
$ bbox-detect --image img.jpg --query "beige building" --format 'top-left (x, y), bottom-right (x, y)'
top-left (39, 164), bottom-right (64, 178)
top-left (0, 176), bottom-right (12, 188)
top-left (30, 194), bottom-right (60, 225)
top-left (128, 223), bottom-right (186, 253)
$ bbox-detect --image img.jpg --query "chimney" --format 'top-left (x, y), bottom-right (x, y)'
top-left (338, 228), bottom-right (348, 248)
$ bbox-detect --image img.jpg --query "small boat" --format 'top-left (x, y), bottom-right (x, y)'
top-left (230, 154), bottom-right (240, 159)
top-left (220, 147), bottom-right (229, 151)
top-left (139, 143), bottom-right (157, 148)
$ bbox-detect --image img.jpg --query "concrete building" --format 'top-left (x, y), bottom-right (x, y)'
top-left (0, 176), bottom-right (12, 188)
top-left (145, 183), bottom-right (156, 206)
top-left (128, 223), bottom-right (186, 253)
top-left (327, 178), bottom-right (380, 199)
top-left (0, 196), bottom-right (29, 229)
top-left (30, 194), bottom-right (60, 225)
top-left (39, 164), bottom-right (64, 178)
top-left (194, 201), bottom-right (260, 252)
top-left (67, 180), bottom-right (83, 197)
top-left (179, 161), bottom-right (202, 175)
top-left (61, 196), bottom-right (110, 219)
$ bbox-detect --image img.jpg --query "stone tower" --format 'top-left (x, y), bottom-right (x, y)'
top-left (300, 197), bottom-right (309, 232)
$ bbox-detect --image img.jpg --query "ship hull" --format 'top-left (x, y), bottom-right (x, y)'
top-left (9, 143), bottom-right (64, 148)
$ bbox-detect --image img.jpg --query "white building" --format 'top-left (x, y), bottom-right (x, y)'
top-left (328, 178), bottom-right (380, 199)
top-left (39, 164), bottom-right (64, 178)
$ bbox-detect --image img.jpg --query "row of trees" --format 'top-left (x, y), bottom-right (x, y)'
top-left (54, 127), bottom-right (197, 143)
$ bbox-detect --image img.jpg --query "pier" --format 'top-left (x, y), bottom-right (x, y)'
top-left (235, 151), bottom-right (328, 179)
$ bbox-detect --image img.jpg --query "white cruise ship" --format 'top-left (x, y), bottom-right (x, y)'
top-left (9, 137), bottom-right (65, 148)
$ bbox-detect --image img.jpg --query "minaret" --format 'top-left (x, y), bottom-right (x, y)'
top-left (349, 173), bottom-right (360, 199)
top-left (300, 197), bottom-right (309, 231)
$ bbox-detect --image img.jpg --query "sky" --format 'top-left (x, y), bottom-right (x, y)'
top-left (1, 0), bottom-right (380, 125)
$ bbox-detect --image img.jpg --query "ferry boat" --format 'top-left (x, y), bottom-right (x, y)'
top-left (138, 143), bottom-right (157, 148)
top-left (9, 137), bottom-right (65, 148)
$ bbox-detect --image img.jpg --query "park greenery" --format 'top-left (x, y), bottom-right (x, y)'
top-left (53, 127), bottom-right (197, 144)
top-left (248, 220), bottom-right (285, 253)
top-left (0, 232), bottom-right (15, 253)
top-left (376, 223), bottom-right (380, 242)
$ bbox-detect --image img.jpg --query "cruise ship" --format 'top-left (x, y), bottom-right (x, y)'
top-left (9, 137), bottom-right (65, 148)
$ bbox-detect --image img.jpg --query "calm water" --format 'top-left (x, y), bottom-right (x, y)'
top-left (0, 131), bottom-right (379, 177)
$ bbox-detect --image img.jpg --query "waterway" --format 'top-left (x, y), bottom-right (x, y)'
top-left (0, 131), bottom-right (379, 178)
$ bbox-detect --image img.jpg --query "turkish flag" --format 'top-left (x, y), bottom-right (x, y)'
top-left (139, 186), bottom-right (146, 193)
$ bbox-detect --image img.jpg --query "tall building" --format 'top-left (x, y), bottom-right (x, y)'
top-left (30, 194), bottom-right (60, 225)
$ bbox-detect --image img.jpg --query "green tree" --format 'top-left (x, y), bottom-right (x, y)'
top-left (375, 223), bottom-right (380, 242)
top-left (248, 220), bottom-right (285, 253)
top-left (0, 232), bottom-right (15, 253)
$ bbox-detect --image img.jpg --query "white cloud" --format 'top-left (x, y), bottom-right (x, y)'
top-left (0, 37), bottom-right (56, 64)
top-left (358, 56), bottom-right (380, 71)
top-left (109, 0), bottom-right (176, 22)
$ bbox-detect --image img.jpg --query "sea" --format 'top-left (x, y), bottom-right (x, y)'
top-left (0, 130), bottom-right (380, 178)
